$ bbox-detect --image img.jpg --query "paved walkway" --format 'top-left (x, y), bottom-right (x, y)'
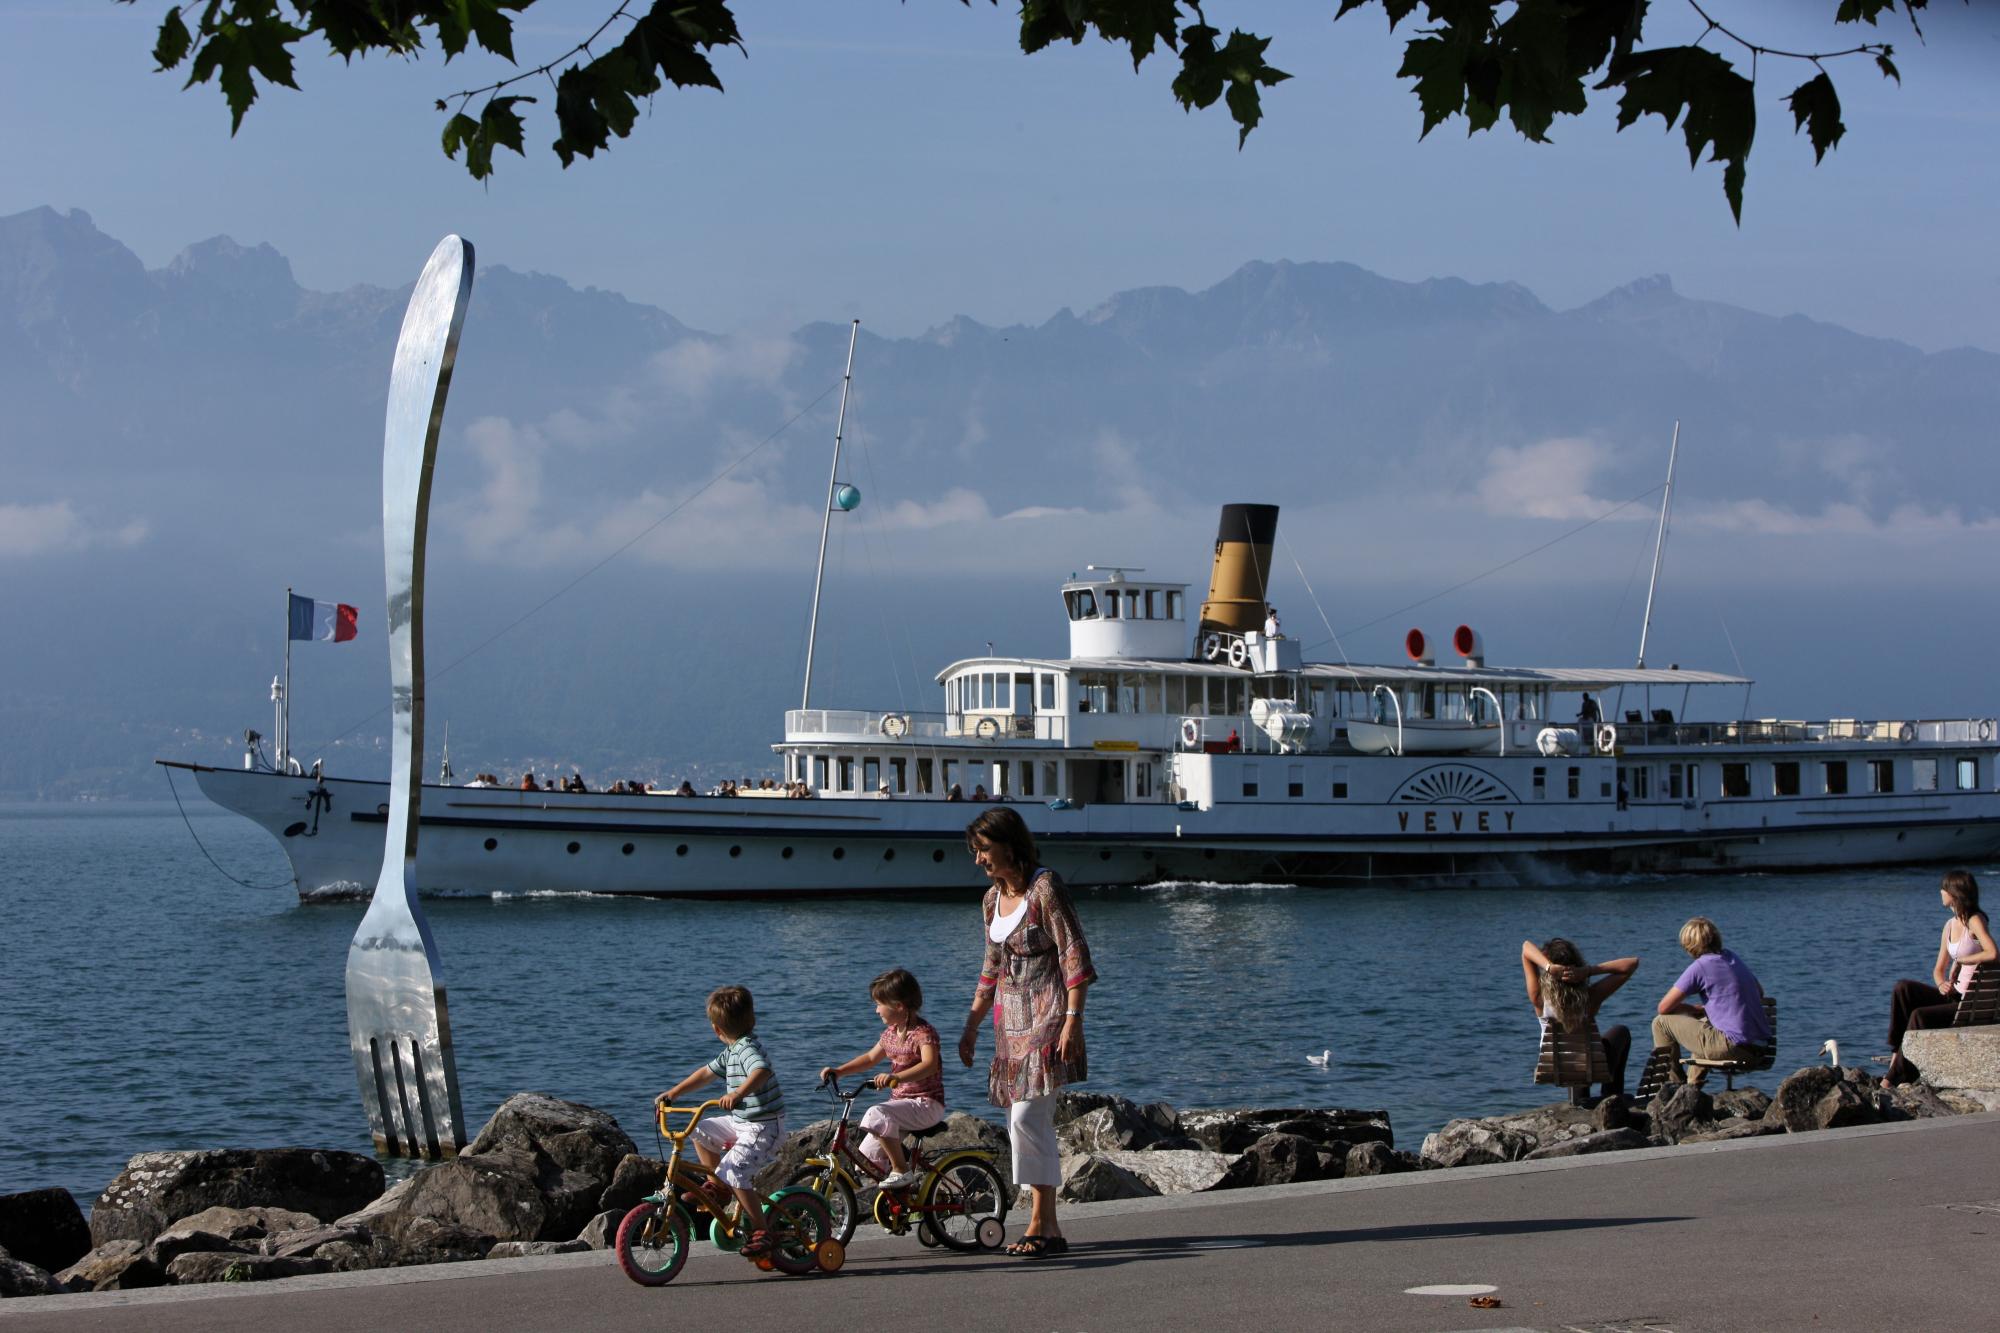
top-left (8, 1113), bottom-right (1998, 1332)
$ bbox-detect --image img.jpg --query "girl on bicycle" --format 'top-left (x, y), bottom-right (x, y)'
top-left (818, 968), bottom-right (945, 1190)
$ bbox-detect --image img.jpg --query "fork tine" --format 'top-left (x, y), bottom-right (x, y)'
top-left (344, 235), bottom-right (476, 1160)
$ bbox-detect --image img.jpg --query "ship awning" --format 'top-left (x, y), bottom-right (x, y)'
top-left (934, 655), bottom-right (1748, 689)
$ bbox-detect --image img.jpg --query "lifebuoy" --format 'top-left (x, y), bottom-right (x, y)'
top-left (1980, 719), bottom-right (1994, 743)
top-left (1180, 718), bottom-right (1200, 748)
top-left (880, 713), bottom-right (909, 738)
top-left (975, 717), bottom-right (1000, 740)
top-left (1596, 723), bottom-right (1619, 754)
top-left (1898, 722), bottom-right (1916, 743)
top-left (1227, 638), bottom-right (1249, 669)
top-left (1201, 633), bottom-right (1223, 661)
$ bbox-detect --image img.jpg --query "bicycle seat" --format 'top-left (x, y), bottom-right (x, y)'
top-left (905, 1121), bottom-right (949, 1140)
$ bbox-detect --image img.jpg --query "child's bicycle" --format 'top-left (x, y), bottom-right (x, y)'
top-left (785, 1074), bottom-right (1008, 1251)
top-left (614, 1098), bottom-right (844, 1286)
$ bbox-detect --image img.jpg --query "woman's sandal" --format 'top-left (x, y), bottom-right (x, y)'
top-left (1005, 1235), bottom-right (1049, 1258)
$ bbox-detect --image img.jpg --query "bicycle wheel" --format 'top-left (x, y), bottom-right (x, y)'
top-left (764, 1189), bottom-right (834, 1276)
top-left (614, 1202), bottom-right (691, 1286)
top-left (919, 1155), bottom-right (1008, 1252)
top-left (786, 1165), bottom-right (858, 1245)
top-left (916, 1217), bottom-right (941, 1248)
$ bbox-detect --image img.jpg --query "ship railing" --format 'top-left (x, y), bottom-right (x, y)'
top-left (1609, 717), bottom-right (1998, 748)
top-left (784, 709), bottom-right (1068, 744)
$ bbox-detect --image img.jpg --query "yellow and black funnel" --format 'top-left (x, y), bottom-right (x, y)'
top-left (1198, 503), bottom-right (1279, 639)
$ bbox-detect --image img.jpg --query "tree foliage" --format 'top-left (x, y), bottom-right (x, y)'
top-left (122, 1), bottom-right (1944, 218)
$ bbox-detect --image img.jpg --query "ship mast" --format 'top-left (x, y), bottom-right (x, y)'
top-left (1636, 421), bottom-right (1680, 669)
top-left (801, 320), bottom-right (861, 710)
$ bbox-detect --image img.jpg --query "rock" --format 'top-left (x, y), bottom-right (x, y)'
top-left (358, 1156), bottom-right (551, 1249)
top-left (261, 1224), bottom-right (368, 1260)
top-left (754, 1119), bottom-right (835, 1194)
top-left (1138, 1102), bottom-right (1181, 1137)
top-left (1711, 1087), bottom-right (1772, 1121)
top-left (1420, 1103), bottom-right (1595, 1168)
top-left (310, 1240), bottom-right (377, 1273)
top-left (920, 1112), bottom-right (1011, 1163)
top-left (487, 1239), bottom-right (591, 1259)
top-left (461, 1093), bottom-right (637, 1240)
top-left (577, 1208), bottom-right (624, 1250)
top-left (1056, 1154), bottom-right (1157, 1203)
top-left (91, 1150), bottom-right (383, 1249)
top-left (147, 1229), bottom-right (252, 1269)
top-left (1221, 1133), bottom-right (1335, 1189)
top-left (1880, 1083), bottom-right (1958, 1121)
top-left (598, 1154), bottom-right (667, 1214)
top-left (53, 1240), bottom-right (166, 1292)
top-left (378, 1215), bottom-right (496, 1266)
top-left (1344, 1141), bottom-right (1405, 1176)
top-left (1902, 1028), bottom-right (2000, 1091)
top-left (1181, 1107), bottom-right (1393, 1155)
top-left (1143, 1134), bottom-right (1205, 1152)
top-left (156, 1205), bottom-right (319, 1247)
top-left (1590, 1095), bottom-right (1639, 1133)
top-left (1647, 1084), bottom-right (1715, 1144)
top-left (1521, 1128), bottom-right (1651, 1160)
top-left (1766, 1067), bottom-right (1882, 1134)
top-left (164, 1252), bottom-right (332, 1284)
top-left (1938, 1088), bottom-right (2000, 1114)
top-left (1052, 1091), bottom-right (1118, 1126)
top-left (1679, 1118), bottom-right (1784, 1144)
top-left (1058, 1102), bottom-right (1165, 1154)
top-left (1096, 1148), bottom-right (1237, 1195)
top-left (0, 1247), bottom-right (62, 1297)
top-left (0, 1188), bottom-right (92, 1276)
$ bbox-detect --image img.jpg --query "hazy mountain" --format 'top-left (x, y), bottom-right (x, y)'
top-left (4, 205), bottom-right (1996, 798)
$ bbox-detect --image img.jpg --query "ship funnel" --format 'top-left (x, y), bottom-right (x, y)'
top-left (1197, 504), bottom-right (1279, 638)
top-left (1405, 628), bottom-right (1434, 665)
top-left (1453, 624), bottom-right (1485, 667)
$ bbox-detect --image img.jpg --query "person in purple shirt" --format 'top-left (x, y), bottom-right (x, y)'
top-left (1650, 915), bottom-right (1771, 1086)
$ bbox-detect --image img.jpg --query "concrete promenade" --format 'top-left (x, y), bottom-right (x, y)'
top-left (7, 1112), bottom-right (1998, 1332)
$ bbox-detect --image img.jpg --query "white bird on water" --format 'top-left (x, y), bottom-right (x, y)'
top-left (1819, 1039), bottom-right (1840, 1067)
top-left (1306, 1049), bottom-right (1331, 1069)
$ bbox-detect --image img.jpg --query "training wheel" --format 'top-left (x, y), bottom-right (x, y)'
top-left (815, 1239), bottom-right (846, 1272)
top-left (754, 1254), bottom-right (776, 1272)
top-left (917, 1218), bottom-right (941, 1248)
top-left (975, 1217), bottom-right (1006, 1251)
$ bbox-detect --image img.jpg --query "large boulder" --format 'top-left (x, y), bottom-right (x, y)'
top-left (1222, 1132), bottom-right (1337, 1189)
top-left (0, 1189), bottom-right (92, 1276)
top-left (1647, 1084), bottom-right (1716, 1144)
top-left (1182, 1107), bottom-right (1392, 1155)
top-left (1711, 1087), bottom-right (1772, 1121)
top-left (1901, 1028), bottom-right (2000, 1090)
top-left (1680, 1118), bottom-right (1783, 1144)
top-left (599, 1154), bottom-right (669, 1213)
top-left (146, 1229), bottom-right (254, 1270)
top-left (577, 1209), bottom-right (624, 1250)
top-left (461, 1094), bottom-right (637, 1240)
top-left (1420, 1103), bottom-right (1595, 1168)
top-left (261, 1224), bottom-right (369, 1260)
top-left (1522, 1128), bottom-right (1651, 1160)
top-left (353, 1156), bottom-right (552, 1248)
top-left (91, 1150), bottom-right (383, 1248)
top-left (1058, 1102), bottom-right (1167, 1155)
top-left (1056, 1154), bottom-right (1158, 1203)
top-left (54, 1240), bottom-right (167, 1292)
top-left (1882, 1082), bottom-right (1959, 1121)
top-left (754, 1119), bottom-right (835, 1194)
top-left (156, 1206), bottom-right (319, 1249)
top-left (1765, 1067), bottom-right (1882, 1134)
top-left (0, 1247), bottom-right (62, 1297)
top-left (164, 1252), bottom-right (332, 1284)
top-left (1096, 1148), bottom-right (1236, 1195)
top-left (487, 1239), bottom-right (590, 1259)
top-left (1343, 1141), bottom-right (1410, 1177)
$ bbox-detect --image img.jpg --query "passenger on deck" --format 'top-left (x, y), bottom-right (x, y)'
top-left (519, 772), bottom-right (536, 790)
top-left (1264, 606), bottom-right (1281, 638)
top-left (1224, 729), bottom-right (1241, 753)
top-left (946, 783), bottom-right (965, 802)
top-left (973, 783), bottom-right (990, 802)
top-left (877, 781), bottom-right (893, 799)
top-left (677, 780), bottom-right (697, 797)
top-left (1578, 693), bottom-right (1602, 729)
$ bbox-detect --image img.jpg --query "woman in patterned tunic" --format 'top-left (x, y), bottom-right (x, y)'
top-left (956, 806), bottom-right (1097, 1258)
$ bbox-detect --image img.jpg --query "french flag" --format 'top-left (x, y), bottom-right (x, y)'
top-left (288, 594), bottom-right (359, 643)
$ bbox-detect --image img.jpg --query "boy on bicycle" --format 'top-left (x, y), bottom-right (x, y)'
top-left (658, 985), bottom-right (787, 1257)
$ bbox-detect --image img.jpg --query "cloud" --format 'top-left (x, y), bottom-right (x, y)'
top-left (0, 500), bottom-right (149, 557)
top-left (1472, 436), bottom-right (1641, 521)
top-left (1686, 498), bottom-right (2000, 539)
top-left (649, 334), bottom-right (799, 403)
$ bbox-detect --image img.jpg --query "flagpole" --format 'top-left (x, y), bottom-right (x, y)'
top-left (282, 585), bottom-right (292, 771)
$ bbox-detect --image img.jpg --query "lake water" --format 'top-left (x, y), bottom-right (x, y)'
top-left (2, 801), bottom-right (1979, 1208)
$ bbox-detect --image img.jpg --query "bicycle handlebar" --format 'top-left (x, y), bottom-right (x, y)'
top-left (654, 1098), bottom-right (724, 1141)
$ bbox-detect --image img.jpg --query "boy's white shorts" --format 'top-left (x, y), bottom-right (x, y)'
top-left (692, 1114), bottom-right (786, 1188)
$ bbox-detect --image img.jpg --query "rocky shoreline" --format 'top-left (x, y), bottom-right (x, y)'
top-left (1, 1068), bottom-right (1989, 1298)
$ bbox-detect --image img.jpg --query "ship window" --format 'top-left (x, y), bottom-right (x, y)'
top-left (1822, 760), bottom-right (1848, 795)
top-left (1869, 759), bottom-right (1895, 793)
top-left (916, 757), bottom-right (934, 794)
top-left (1913, 758), bottom-right (1939, 792)
top-left (1228, 679), bottom-right (1249, 716)
top-left (1119, 674), bottom-right (1143, 714)
top-left (1288, 764), bottom-right (1304, 799)
top-left (1020, 761), bottom-right (1035, 798)
top-left (864, 757), bottom-right (880, 792)
top-left (1773, 761), bottom-right (1800, 797)
top-left (1241, 763), bottom-right (1259, 799)
top-left (1066, 589), bottom-right (1097, 620)
top-left (1533, 766), bottom-right (1546, 800)
top-left (1079, 673), bottom-right (1114, 714)
top-left (1043, 761), bottom-right (1060, 796)
top-left (1040, 673), bottom-right (1056, 711)
top-left (1136, 762), bottom-right (1152, 798)
top-left (814, 756), bottom-right (829, 790)
top-left (1668, 764), bottom-right (1685, 800)
top-left (1165, 676), bottom-right (1185, 715)
top-left (891, 757), bottom-right (907, 793)
top-left (996, 762), bottom-right (1011, 797)
top-left (1142, 675), bottom-right (1164, 713)
top-left (1958, 758), bottom-right (1979, 791)
top-left (838, 757), bottom-right (855, 792)
top-left (1721, 763), bottom-right (1750, 798)
top-left (1632, 766), bottom-right (1651, 800)
top-left (943, 760), bottom-right (957, 791)
top-left (1567, 767), bottom-right (1581, 799)
top-left (1144, 590), bottom-right (1157, 619)
top-left (979, 674), bottom-right (995, 709)
top-left (1167, 590), bottom-right (1182, 620)
top-left (1103, 593), bottom-right (1121, 619)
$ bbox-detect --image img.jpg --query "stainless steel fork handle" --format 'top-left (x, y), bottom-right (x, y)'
top-left (346, 235), bottom-right (474, 1158)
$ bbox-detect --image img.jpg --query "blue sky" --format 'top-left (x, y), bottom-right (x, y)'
top-left (4, 1), bottom-right (1997, 351)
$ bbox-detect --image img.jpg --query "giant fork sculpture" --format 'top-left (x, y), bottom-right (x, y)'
top-left (343, 236), bottom-right (474, 1158)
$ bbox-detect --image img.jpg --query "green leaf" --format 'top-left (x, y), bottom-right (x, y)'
top-left (1876, 51), bottom-right (1900, 85)
top-left (442, 96), bottom-right (533, 181)
top-left (1397, 29), bottom-right (1475, 138)
top-left (1610, 45), bottom-right (1756, 221)
top-left (1835, 0), bottom-right (1902, 24)
top-left (1785, 72), bottom-right (1844, 163)
top-left (1169, 26), bottom-right (1288, 146)
top-left (153, 6), bottom-right (192, 70)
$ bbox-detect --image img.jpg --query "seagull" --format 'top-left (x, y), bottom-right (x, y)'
top-left (1306, 1049), bottom-right (1331, 1068)
top-left (1819, 1039), bottom-right (1840, 1067)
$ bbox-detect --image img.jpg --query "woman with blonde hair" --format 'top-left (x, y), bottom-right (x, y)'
top-left (1650, 916), bottom-right (1771, 1086)
top-left (1884, 870), bottom-right (1996, 1087)
top-left (1521, 937), bottom-right (1638, 1103)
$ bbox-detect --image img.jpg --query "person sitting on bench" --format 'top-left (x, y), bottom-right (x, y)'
top-left (1650, 916), bottom-right (1770, 1086)
top-left (1883, 869), bottom-right (1996, 1087)
top-left (1524, 937), bottom-right (1637, 1104)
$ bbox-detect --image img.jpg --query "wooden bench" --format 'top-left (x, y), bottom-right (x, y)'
top-left (1635, 996), bottom-right (1778, 1097)
top-left (1533, 1020), bottom-right (1611, 1106)
top-left (1951, 965), bottom-right (2000, 1027)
